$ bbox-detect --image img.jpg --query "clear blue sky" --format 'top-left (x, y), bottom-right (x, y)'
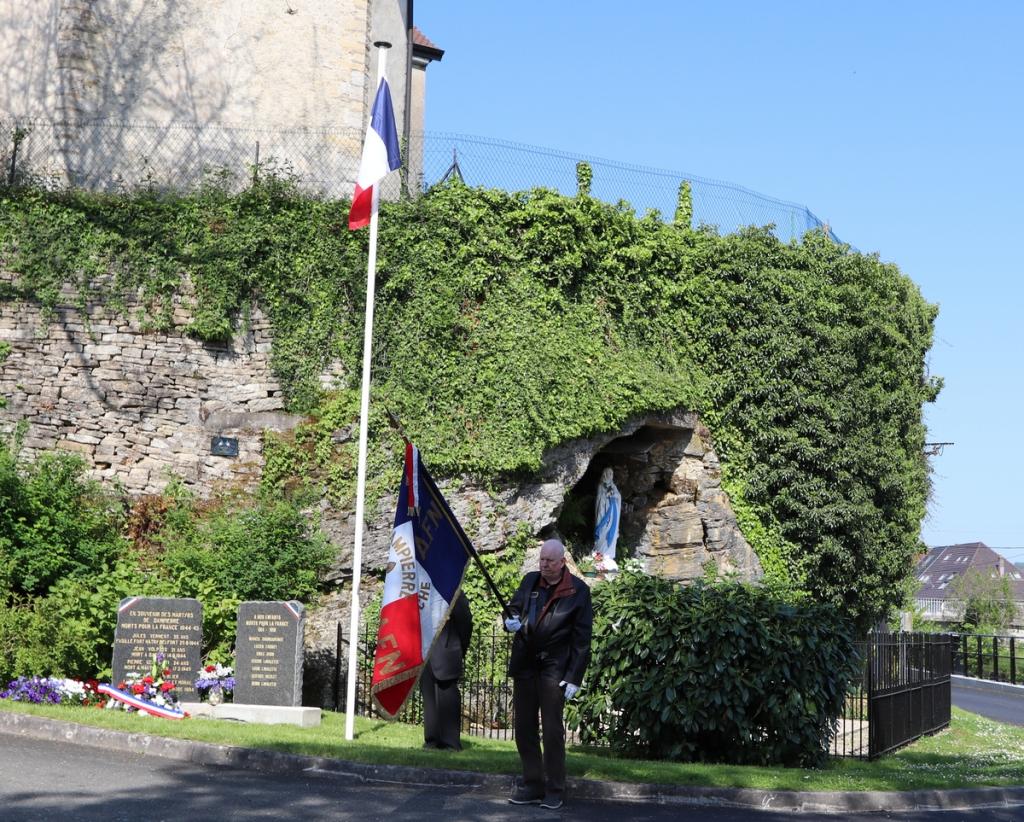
top-left (415, 2), bottom-right (1024, 562)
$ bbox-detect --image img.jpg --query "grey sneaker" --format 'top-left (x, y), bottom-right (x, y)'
top-left (508, 786), bottom-right (543, 805)
top-left (539, 796), bottom-right (563, 810)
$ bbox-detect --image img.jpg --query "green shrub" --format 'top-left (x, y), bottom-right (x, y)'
top-left (166, 573), bottom-right (240, 666)
top-left (0, 558), bottom-right (241, 681)
top-left (0, 440), bottom-right (128, 596)
top-left (568, 573), bottom-right (858, 767)
top-left (0, 596), bottom-right (29, 682)
top-left (0, 561), bottom-right (149, 681)
top-left (157, 489), bottom-right (332, 603)
top-left (58, 561), bottom-right (249, 679)
top-left (0, 463), bottom-right (330, 680)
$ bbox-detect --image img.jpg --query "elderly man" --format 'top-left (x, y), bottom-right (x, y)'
top-left (504, 538), bottom-right (593, 810)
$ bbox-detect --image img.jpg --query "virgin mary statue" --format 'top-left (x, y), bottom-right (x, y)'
top-left (592, 468), bottom-right (620, 571)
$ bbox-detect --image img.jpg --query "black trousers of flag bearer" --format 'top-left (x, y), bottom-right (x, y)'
top-left (420, 593), bottom-right (473, 750)
top-left (504, 539), bottom-right (593, 810)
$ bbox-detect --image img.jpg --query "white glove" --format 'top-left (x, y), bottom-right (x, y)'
top-left (504, 616), bottom-right (522, 632)
top-left (559, 681), bottom-right (579, 700)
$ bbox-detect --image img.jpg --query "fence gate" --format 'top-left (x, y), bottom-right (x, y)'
top-left (867, 632), bottom-right (952, 758)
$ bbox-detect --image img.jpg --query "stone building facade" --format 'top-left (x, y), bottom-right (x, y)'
top-left (0, 0), bottom-right (441, 193)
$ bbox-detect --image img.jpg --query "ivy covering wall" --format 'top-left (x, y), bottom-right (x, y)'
top-left (0, 176), bottom-right (940, 627)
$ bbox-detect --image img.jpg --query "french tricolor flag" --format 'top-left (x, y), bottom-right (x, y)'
top-left (371, 445), bottom-right (472, 718)
top-left (348, 77), bottom-right (402, 229)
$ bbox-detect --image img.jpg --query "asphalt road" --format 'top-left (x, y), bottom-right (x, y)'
top-left (1, 734), bottom-right (1022, 822)
top-left (953, 679), bottom-right (1024, 727)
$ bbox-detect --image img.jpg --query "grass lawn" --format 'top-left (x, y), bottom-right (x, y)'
top-left (2, 701), bottom-right (1022, 792)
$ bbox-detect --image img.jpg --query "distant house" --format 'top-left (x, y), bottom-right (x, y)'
top-left (915, 542), bottom-right (1024, 627)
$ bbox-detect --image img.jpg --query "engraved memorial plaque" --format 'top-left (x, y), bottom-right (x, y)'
top-left (111, 597), bottom-right (203, 700)
top-left (234, 601), bottom-right (305, 706)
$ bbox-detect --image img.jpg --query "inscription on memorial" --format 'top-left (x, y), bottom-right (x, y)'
top-left (111, 597), bottom-right (203, 700)
top-left (234, 601), bottom-right (305, 706)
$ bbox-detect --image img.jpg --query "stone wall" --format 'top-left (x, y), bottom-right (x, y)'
top-left (0, 294), bottom-right (301, 495)
top-left (1, 292), bottom-right (762, 707)
top-left (315, 412), bottom-right (759, 585)
top-left (0, 293), bottom-right (761, 582)
top-left (612, 425), bottom-right (760, 581)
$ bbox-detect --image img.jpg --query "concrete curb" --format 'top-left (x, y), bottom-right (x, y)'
top-left (953, 674), bottom-right (1024, 696)
top-left (2, 710), bottom-right (1024, 814)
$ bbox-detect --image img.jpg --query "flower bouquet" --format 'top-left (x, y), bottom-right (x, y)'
top-left (576, 554), bottom-right (597, 576)
top-left (592, 551), bottom-right (619, 574)
top-left (78, 678), bottom-right (105, 707)
top-left (194, 663), bottom-right (235, 706)
top-left (105, 652), bottom-right (183, 717)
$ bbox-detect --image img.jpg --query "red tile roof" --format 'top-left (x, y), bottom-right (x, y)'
top-left (412, 26), bottom-right (439, 50)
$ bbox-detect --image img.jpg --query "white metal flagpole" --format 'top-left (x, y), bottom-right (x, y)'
top-left (345, 41), bottom-right (391, 742)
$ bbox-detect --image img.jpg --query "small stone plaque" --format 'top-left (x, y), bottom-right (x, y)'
top-left (111, 597), bottom-right (203, 700)
top-left (234, 601), bottom-right (305, 706)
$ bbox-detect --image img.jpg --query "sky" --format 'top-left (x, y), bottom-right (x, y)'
top-left (415, 1), bottom-right (1024, 563)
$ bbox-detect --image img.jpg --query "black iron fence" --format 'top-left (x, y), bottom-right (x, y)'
top-left (833, 633), bottom-right (953, 760)
top-left (952, 634), bottom-right (1022, 685)
top-left (335, 619), bottom-right (516, 740)
top-left (863, 632), bottom-right (953, 759)
top-left (831, 649), bottom-right (869, 759)
top-left (336, 620), bottom-right (951, 761)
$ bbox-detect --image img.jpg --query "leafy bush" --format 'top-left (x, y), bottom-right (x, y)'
top-left (0, 439), bottom-right (128, 596)
top-left (0, 561), bottom-right (153, 681)
top-left (0, 558), bottom-right (245, 682)
top-left (156, 489), bottom-right (331, 603)
top-left (569, 573), bottom-right (858, 767)
top-left (0, 180), bottom-right (940, 626)
top-left (0, 483), bottom-right (328, 681)
top-left (166, 574), bottom-right (240, 667)
top-left (0, 597), bottom-right (29, 682)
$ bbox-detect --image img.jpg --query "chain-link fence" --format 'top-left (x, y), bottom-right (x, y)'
top-left (1, 118), bottom-right (840, 243)
top-left (421, 132), bottom-right (840, 243)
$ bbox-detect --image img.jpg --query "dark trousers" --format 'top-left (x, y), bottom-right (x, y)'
top-left (513, 675), bottom-right (566, 798)
top-left (420, 666), bottom-right (462, 750)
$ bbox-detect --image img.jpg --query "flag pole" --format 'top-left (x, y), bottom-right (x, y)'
top-left (345, 40), bottom-right (391, 742)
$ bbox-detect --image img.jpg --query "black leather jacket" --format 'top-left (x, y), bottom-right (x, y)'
top-left (507, 570), bottom-right (593, 684)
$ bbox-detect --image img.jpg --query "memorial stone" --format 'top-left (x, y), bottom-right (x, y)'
top-left (234, 601), bottom-right (305, 706)
top-left (111, 597), bottom-right (203, 700)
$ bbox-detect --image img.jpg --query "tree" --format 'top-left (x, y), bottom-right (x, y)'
top-left (950, 569), bottom-right (1017, 632)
